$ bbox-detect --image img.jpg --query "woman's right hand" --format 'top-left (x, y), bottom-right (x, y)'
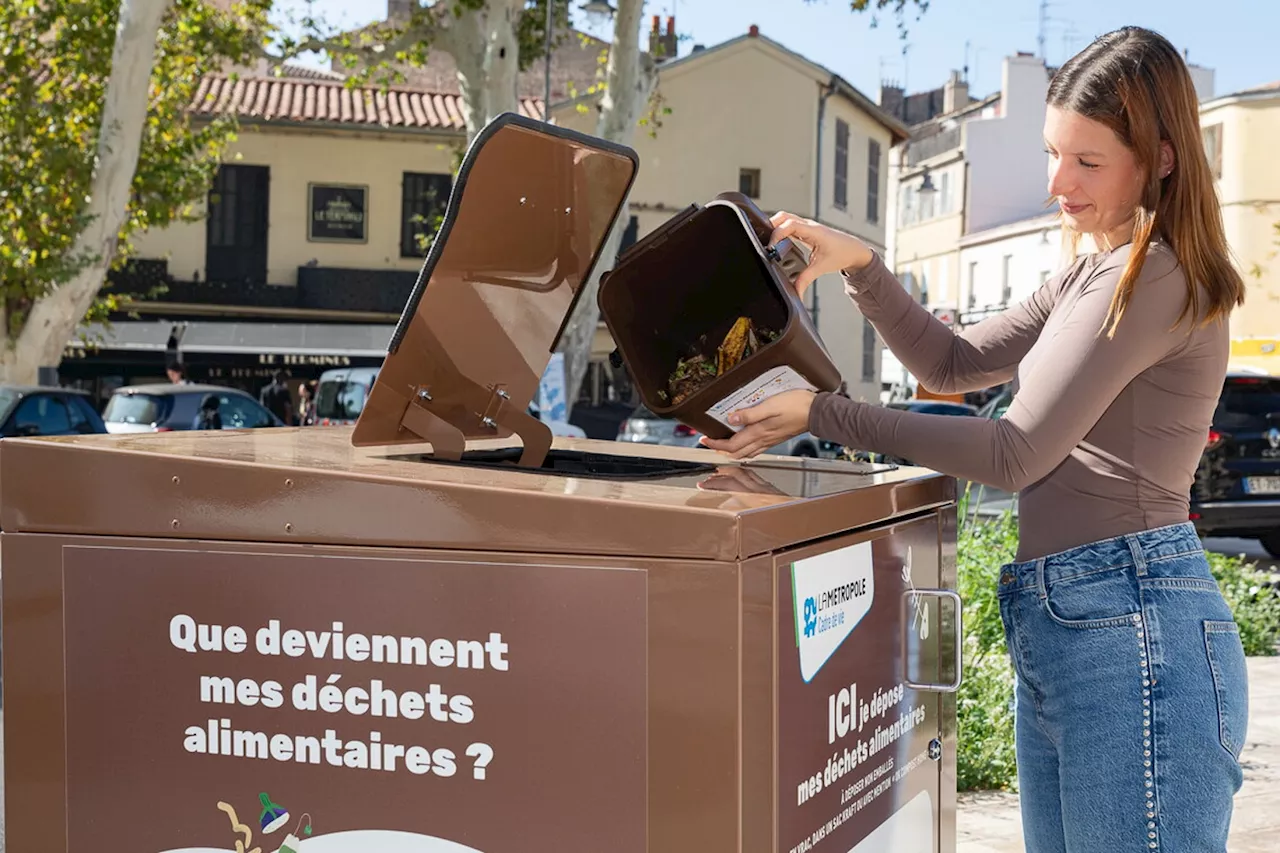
top-left (769, 211), bottom-right (876, 297)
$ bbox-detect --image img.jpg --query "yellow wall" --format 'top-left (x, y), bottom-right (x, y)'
top-left (131, 124), bottom-right (461, 286)
top-left (1203, 95), bottom-right (1280, 343)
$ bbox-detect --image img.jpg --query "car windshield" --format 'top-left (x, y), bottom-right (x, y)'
top-left (1215, 377), bottom-right (1280, 432)
top-left (0, 388), bottom-right (18, 423)
top-left (103, 393), bottom-right (165, 425)
top-left (316, 377), bottom-right (368, 420)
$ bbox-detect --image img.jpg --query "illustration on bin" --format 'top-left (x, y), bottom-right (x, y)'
top-left (598, 191), bottom-right (841, 440)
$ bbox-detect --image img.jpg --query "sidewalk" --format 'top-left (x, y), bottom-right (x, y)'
top-left (958, 657), bottom-right (1280, 853)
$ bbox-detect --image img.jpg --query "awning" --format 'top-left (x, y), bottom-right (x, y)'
top-left (1228, 339), bottom-right (1280, 377)
top-left (70, 320), bottom-right (395, 358)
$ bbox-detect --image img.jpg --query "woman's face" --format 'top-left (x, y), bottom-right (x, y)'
top-left (1043, 105), bottom-right (1146, 248)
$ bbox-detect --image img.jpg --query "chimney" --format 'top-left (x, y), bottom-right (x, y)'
top-left (748, 24), bottom-right (760, 37)
top-left (387, 0), bottom-right (414, 23)
top-left (943, 69), bottom-right (968, 113)
top-left (651, 15), bottom-right (677, 62)
top-left (880, 83), bottom-right (905, 121)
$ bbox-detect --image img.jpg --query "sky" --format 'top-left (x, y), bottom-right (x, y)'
top-left (275, 0), bottom-right (1278, 103)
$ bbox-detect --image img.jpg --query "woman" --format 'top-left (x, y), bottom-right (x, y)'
top-left (705, 27), bottom-right (1249, 852)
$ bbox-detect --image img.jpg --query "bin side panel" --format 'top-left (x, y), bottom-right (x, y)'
top-left (742, 553), bottom-right (777, 853)
top-left (646, 559), bottom-right (743, 852)
top-left (1, 533), bottom-right (70, 853)
top-left (11, 535), bottom-right (655, 853)
top-left (774, 513), bottom-right (945, 853)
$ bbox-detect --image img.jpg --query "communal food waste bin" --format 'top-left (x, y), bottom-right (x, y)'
top-left (0, 113), bottom-right (960, 853)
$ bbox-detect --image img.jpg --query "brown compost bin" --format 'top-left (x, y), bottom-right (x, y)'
top-left (0, 113), bottom-right (960, 853)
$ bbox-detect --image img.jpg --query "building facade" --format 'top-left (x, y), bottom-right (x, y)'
top-left (65, 18), bottom-right (907, 418)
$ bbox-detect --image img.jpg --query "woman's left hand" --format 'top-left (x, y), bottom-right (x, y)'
top-left (699, 390), bottom-right (816, 459)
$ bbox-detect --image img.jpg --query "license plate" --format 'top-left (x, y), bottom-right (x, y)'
top-left (1244, 476), bottom-right (1280, 494)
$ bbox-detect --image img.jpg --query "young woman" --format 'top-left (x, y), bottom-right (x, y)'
top-left (704, 26), bottom-right (1249, 852)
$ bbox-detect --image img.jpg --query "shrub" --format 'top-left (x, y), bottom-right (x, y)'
top-left (951, 485), bottom-right (1280, 791)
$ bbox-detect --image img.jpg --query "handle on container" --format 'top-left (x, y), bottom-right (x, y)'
top-left (900, 588), bottom-right (963, 693)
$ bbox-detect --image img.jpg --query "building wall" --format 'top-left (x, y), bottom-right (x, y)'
top-left (964, 55), bottom-right (1050, 234)
top-left (1202, 95), bottom-right (1280, 341)
top-left (130, 124), bottom-right (460, 286)
top-left (958, 222), bottom-right (1064, 314)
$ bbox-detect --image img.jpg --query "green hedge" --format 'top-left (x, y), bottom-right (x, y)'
top-left (954, 486), bottom-right (1280, 791)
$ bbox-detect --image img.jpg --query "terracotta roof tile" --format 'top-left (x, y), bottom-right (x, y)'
top-left (189, 73), bottom-right (544, 131)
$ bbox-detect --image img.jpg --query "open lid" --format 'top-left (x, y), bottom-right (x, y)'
top-left (352, 113), bottom-right (638, 464)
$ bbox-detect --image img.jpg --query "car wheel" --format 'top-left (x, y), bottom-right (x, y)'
top-left (794, 444), bottom-right (817, 458)
top-left (1260, 531), bottom-right (1280, 560)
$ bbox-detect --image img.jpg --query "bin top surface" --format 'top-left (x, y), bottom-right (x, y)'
top-left (0, 428), bottom-right (952, 560)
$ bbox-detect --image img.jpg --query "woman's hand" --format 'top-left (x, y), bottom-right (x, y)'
top-left (769, 211), bottom-right (876, 297)
top-left (699, 390), bottom-right (816, 459)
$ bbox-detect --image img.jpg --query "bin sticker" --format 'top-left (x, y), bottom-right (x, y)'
top-left (62, 546), bottom-right (647, 853)
top-left (706, 365), bottom-right (818, 431)
top-left (791, 542), bottom-right (875, 682)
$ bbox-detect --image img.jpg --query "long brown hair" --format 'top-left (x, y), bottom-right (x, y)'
top-left (1047, 26), bottom-right (1244, 337)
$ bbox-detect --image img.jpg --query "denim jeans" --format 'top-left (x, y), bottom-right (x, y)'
top-left (997, 521), bottom-right (1248, 852)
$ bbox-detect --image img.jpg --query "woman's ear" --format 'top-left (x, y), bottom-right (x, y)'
top-left (1158, 140), bottom-right (1175, 179)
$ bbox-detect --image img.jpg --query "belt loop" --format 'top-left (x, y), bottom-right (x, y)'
top-left (1126, 533), bottom-right (1148, 577)
top-left (1035, 557), bottom-right (1048, 599)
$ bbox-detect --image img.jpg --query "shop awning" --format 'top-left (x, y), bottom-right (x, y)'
top-left (70, 320), bottom-right (396, 359)
top-left (1228, 338), bottom-right (1280, 377)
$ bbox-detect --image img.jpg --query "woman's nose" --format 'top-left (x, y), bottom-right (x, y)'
top-left (1047, 160), bottom-right (1073, 198)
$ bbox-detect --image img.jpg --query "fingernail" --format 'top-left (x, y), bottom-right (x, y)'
top-left (728, 415), bottom-right (741, 425)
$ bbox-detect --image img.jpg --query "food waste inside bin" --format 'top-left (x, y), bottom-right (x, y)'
top-left (0, 113), bottom-right (960, 853)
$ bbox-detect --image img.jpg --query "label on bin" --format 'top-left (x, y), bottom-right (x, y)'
top-left (706, 365), bottom-right (818, 431)
top-left (791, 542), bottom-right (875, 682)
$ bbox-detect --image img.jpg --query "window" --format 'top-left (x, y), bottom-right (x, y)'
top-left (401, 172), bottom-right (453, 258)
top-left (861, 317), bottom-right (877, 382)
top-left (940, 171), bottom-right (952, 214)
top-left (834, 119), bottom-right (849, 210)
top-left (920, 186), bottom-right (935, 221)
top-left (1202, 123), bottom-right (1223, 180)
top-left (9, 395), bottom-right (71, 436)
top-left (967, 261), bottom-right (978, 310)
top-left (1001, 255), bottom-right (1013, 304)
top-left (218, 394), bottom-right (274, 429)
top-left (206, 164), bottom-right (269, 284)
top-left (739, 168), bottom-right (761, 199)
top-left (866, 140), bottom-right (881, 223)
top-left (1039, 270), bottom-right (1051, 287)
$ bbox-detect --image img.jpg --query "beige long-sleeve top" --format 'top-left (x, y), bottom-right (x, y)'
top-left (808, 242), bottom-right (1229, 561)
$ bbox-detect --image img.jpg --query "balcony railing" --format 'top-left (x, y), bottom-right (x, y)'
top-left (906, 127), bottom-right (962, 166)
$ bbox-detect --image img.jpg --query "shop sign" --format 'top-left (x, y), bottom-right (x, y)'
top-left (309, 183), bottom-right (368, 243)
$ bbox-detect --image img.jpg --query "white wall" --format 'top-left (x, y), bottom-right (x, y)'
top-left (964, 55), bottom-right (1050, 234)
top-left (959, 221), bottom-right (1064, 313)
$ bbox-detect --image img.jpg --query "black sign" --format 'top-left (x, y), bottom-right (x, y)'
top-left (309, 183), bottom-right (368, 243)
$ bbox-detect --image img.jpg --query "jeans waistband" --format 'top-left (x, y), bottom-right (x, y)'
top-left (999, 521), bottom-right (1206, 589)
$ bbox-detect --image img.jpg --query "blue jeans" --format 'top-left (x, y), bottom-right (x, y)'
top-left (997, 522), bottom-right (1248, 852)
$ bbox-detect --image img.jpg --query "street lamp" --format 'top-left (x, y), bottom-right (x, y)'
top-left (918, 167), bottom-right (938, 195)
top-left (580, 0), bottom-right (617, 27)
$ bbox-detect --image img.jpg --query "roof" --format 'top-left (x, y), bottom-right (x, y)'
top-left (188, 73), bottom-right (544, 131)
top-left (0, 385), bottom-right (90, 396)
top-left (1201, 80), bottom-right (1280, 110)
top-left (656, 29), bottom-right (909, 143)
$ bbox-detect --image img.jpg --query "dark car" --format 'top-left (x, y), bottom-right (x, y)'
top-left (102, 383), bottom-right (283, 433)
top-left (0, 385), bottom-right (106, 438)
top-left (1191, 372), bottom-right (1280, 556)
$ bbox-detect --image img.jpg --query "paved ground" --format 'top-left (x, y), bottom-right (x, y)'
top-left (958, 657), bottom-right (1280, 853)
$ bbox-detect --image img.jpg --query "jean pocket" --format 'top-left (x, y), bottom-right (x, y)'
top-left (1204, 620), bottom-right (1249, 759)
top-left (1042, 568), bottom-right (1142, 629)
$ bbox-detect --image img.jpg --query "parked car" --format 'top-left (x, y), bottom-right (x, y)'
top-left (315, 367), bottom-right (381, 426)
top-left (0, 385), bottom-right (106, 438)
top-left (616, 404), bottom-right (842, 458)
top-left (854, 399), bottom-right (979, 465)
top-left (1191, 372), bottom-right (1280, 556)
top-left (102, 383), bottom-right (283, 433)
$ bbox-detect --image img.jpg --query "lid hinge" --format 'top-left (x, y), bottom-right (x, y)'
top-left (400, 381), bottom-right (553, 469)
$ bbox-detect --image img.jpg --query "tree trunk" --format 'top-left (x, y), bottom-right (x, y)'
top-left (2, 0), bottom-right (172, 384)
top-left (447, 0), bottom-right (524, 144)
top-left (557, 0), bottom-right (656, 415)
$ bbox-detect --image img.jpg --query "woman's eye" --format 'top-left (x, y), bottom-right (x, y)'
top-left (1079, 159), bottom-right (1099, 169)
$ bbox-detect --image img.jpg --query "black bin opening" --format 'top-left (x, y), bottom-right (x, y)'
top-left (389, 448), bottom-right (718, 480)
top-left (600, 204), bottom-right (790, 401)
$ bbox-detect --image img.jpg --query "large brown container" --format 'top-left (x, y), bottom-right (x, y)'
top-left (598, 193), bottom-right (841, 440)
top-left (0, 114), bottom-right (960, 853)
